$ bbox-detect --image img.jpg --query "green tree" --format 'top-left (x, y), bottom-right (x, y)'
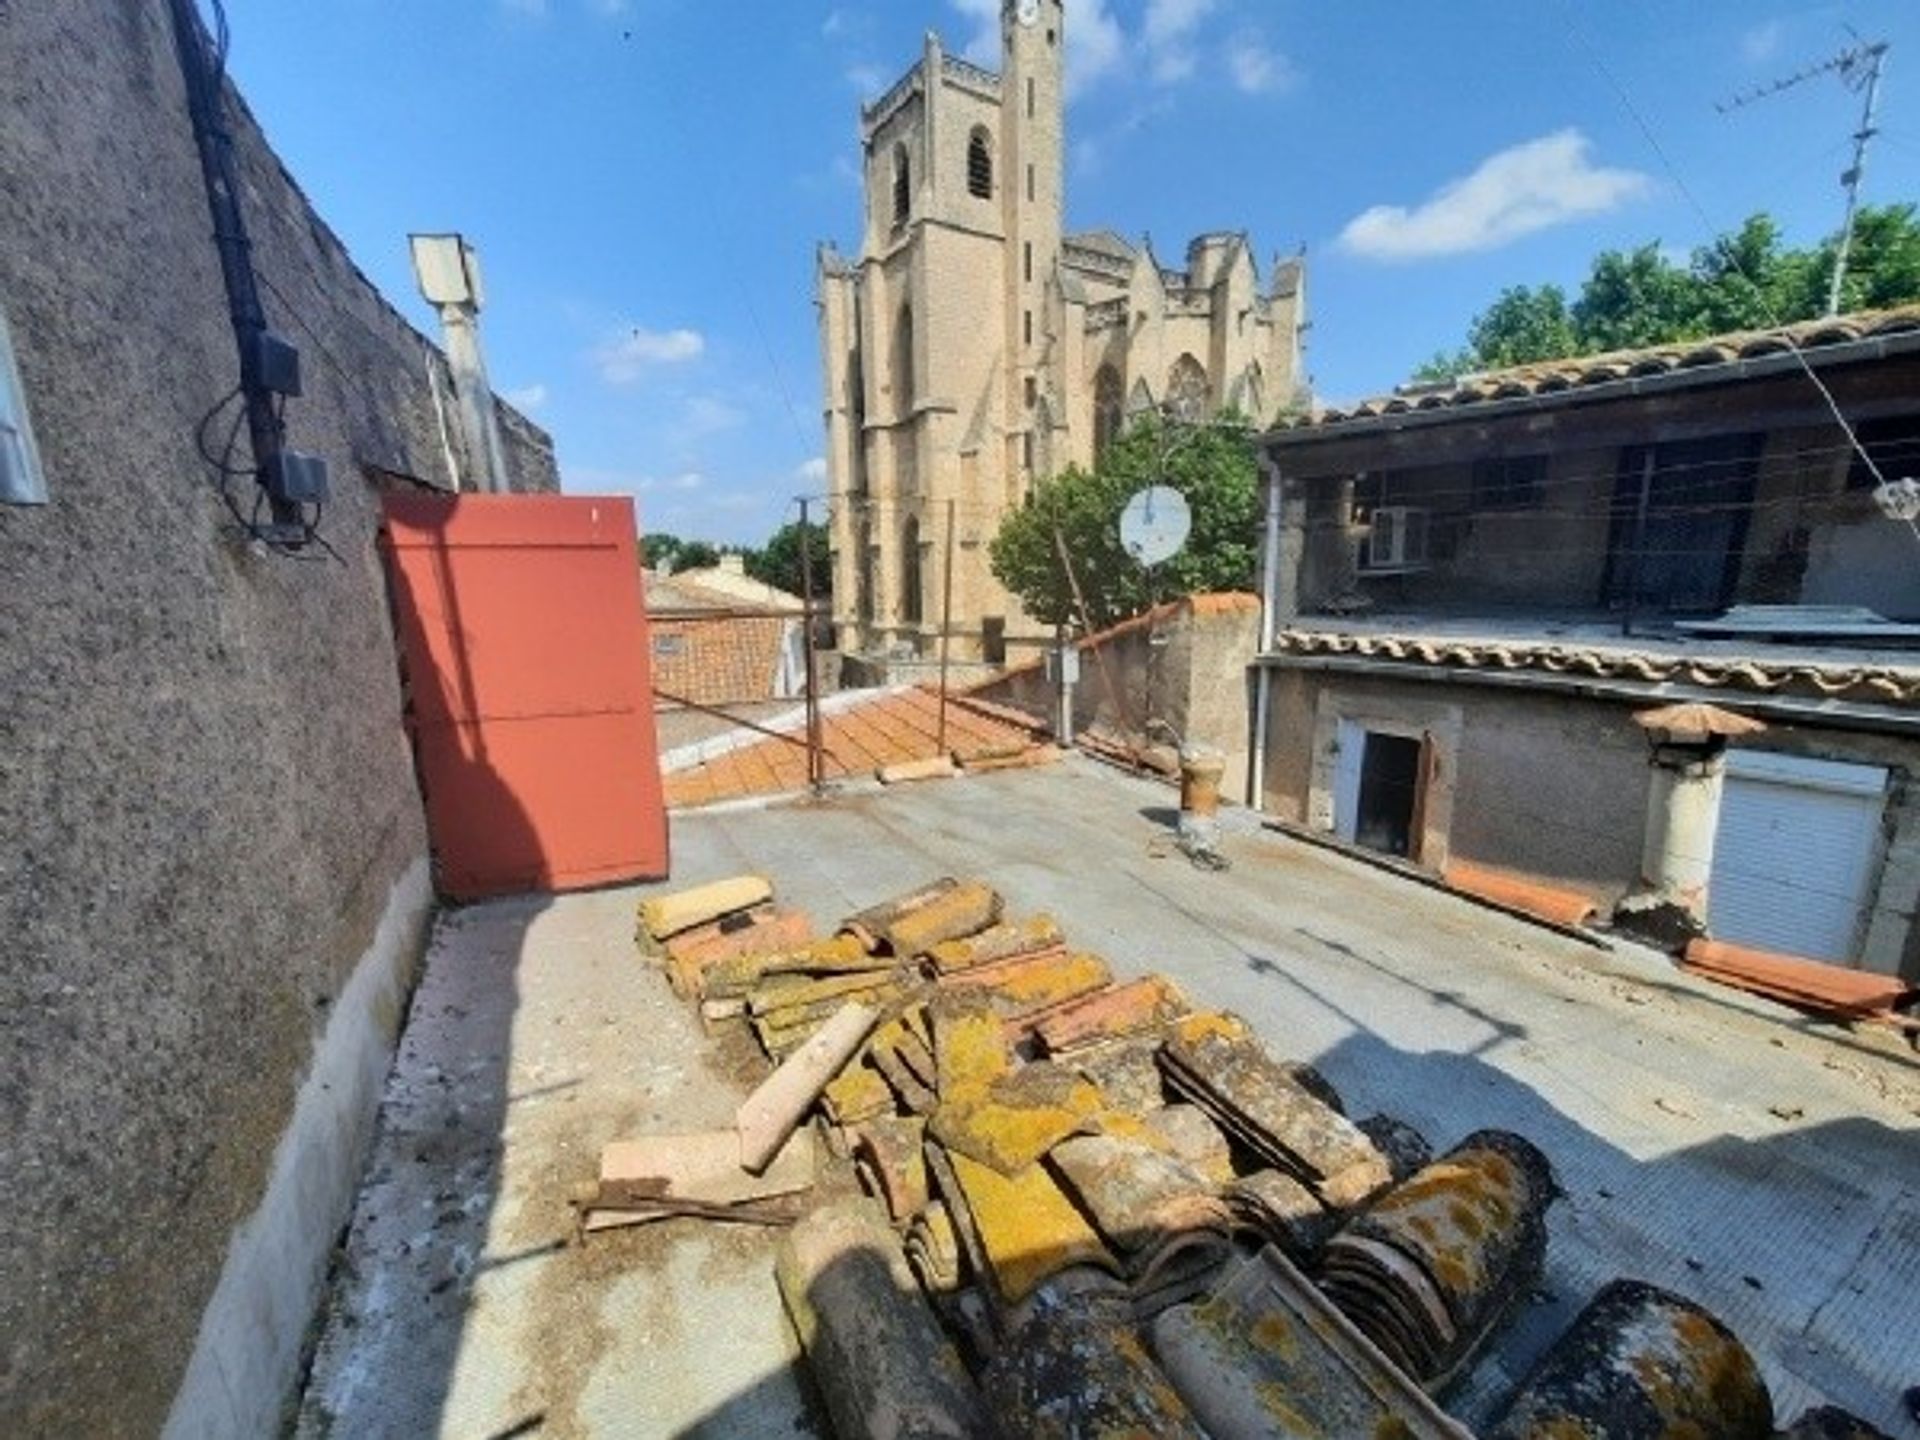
top-left (1571, 243), bottom-right (1698, 352)
top-left (989, 414), bottom-right (1259, 631)
top-left (745, 519), bottom-right (831, 601)
top-left (1415, 207), bottom-right (1920, 382)
top-left (642, 533), bottom-right (721, 572)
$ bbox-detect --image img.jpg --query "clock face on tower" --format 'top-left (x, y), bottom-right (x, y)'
top-left (1015, 0), bottom-right (1039, 26)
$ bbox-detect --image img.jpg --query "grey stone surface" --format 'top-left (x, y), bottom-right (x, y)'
top-left (306, 760), bottom-right (1918, 1436)
top-left (0, 4), bottom-right (554, 1434)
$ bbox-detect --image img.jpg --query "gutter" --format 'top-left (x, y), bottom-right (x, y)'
top-left (1255, 650), bottom-right (1920, 737)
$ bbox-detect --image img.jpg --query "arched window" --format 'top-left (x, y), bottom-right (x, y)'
top-left (891, 144), bottom-right (911, 227)
top-left (1167, 354), bottom-right (1209, 422)
top-left (1093, 365), bottom-right (1124, 461)
top-left (893, 305), bottom-right (914, 414)
top-left (967, 128), bottom-right (994, 199)
top-left (900, 516), bottom-right (923, 626)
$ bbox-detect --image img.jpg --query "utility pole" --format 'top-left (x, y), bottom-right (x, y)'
top-left (797, 497), bottom-right (825, 793)
top-left (1718, 39), bottom-right (1890, 317)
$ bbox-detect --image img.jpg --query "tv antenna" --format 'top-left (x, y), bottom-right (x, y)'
top-left (1718, 36), bottom-right (1890, 316)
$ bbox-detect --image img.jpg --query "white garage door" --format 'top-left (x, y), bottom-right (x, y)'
top-left (1709, 750), bottom-right (1888, 964)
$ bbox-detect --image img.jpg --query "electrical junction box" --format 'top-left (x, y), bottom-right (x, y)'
top-left (1045, 646), bottom-right (1081, 686)
top-left (252, 330), bottom-right (303, 397)
top-left (265, 450), bottom-right (330, 506)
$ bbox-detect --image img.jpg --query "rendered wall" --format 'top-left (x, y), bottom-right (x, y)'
top-left (0, 4), bottom-right (555, 1434)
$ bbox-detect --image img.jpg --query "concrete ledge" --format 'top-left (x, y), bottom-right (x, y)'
top-left (162, 859), bottom-right (434, 1440)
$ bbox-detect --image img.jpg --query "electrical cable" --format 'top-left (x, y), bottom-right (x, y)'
top-left (1557, 4), bottom-right (1909, 509)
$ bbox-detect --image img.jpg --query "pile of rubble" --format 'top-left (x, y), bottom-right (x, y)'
top-left (594, 874), bottom-right (1892, 1439)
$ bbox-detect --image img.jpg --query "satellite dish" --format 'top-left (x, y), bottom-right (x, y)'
top-left (1119, 485), bottom-right (1191, 566)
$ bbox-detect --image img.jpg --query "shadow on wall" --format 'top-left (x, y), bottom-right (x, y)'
top-left (300, 496), bottom-right (553, 1437)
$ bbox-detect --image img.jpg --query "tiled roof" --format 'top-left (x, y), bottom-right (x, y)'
top-left (662, 686), bottom-right (1049, 809)
top-left (1269, 627), bottom-right (1920, 705)
top-left (1275, 305), bottom-right (1920, 435)
top-left (1066, 229), bottom-right (1137, 260)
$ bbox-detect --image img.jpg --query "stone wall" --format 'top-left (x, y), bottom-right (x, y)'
top-left (0, 4), bottom-right (554, 1435)
top-left (1260, 666), bottom-right (1920, 978)
top-left (972, 593), bottom-right (1262, 794)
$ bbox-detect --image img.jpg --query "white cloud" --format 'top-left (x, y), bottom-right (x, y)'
top-left (1337, 130), bottom-right (1652, 262)
top-left (677, 394), bottom-right (746, 439)
top-left (567, 466), bottom-right (705, 496)
top-left (845, 63), bottom-right (887, 97)
top-left (593, 326), bottom-right (704, 384)
top-left (949, 0), bottom-right (1125, 97)
top-left (796, 457), bottom-right (828, 483)
top-left (1741, 20), bottom-right (1785, 65)
top-left (1067, 0), bottom-right (1127, 95)
top-left (1143, 0), bottom-right (1214, 84)
top-left (1226, 31), bottom-right (1295, 95)
top-left (504, 382), bottom-right (549, 412)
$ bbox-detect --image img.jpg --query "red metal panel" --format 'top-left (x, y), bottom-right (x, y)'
top-left (381, 493), bottom-right (668, 898)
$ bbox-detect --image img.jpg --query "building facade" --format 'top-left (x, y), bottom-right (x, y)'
top-left (817, 0), bottom-right (1308, 668)
top-left (0, 3), bottom-right (554, 1435)
top-left (1254, 309), bottom-right (1920, 981)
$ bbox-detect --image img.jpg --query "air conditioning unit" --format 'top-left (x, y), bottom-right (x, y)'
top-left (1359, 506), bottom-right (1431, 574)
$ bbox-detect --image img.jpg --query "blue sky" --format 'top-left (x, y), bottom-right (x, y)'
top-left (226, 1), bottom-right (1920, 546)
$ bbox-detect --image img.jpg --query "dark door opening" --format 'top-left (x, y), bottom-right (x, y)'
top-left (1355, 732), bottom-right (1423, 858)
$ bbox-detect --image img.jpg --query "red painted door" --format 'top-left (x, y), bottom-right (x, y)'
top-left (381, 493), bottom-right (668, 899)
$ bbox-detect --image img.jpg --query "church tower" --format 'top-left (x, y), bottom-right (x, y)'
top-left (816, 0), bottom-right (1308, 672)
top-left (1000, 0), bottom-right (1065, 497)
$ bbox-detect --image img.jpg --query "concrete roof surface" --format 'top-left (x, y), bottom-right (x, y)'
top-left (294, 759), bottom-right (1920, 1438)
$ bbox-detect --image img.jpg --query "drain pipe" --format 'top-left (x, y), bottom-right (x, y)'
top-left (1249, 458), bottom-right (1283, 808)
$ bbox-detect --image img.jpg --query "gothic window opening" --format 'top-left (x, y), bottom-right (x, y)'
top-left (1167, 354), bottom-right (1209, 422)
top-left (967, 129), bottom-right (993, 199)
top-left (891, 144), bottom-right (910, 227)
top-left (856, 517), bottom-right (875, 624)
top-left (901, 516), bottom-right (924, 626)
top-left (893, 305), bottom-right (914, 413)
top-left (1093, 365), bottom-right (1124, 461)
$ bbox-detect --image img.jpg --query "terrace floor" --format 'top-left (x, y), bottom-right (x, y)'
top-left (295, 757), bottom-right (1920, 1439)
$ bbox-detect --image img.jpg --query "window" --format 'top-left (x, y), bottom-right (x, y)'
top-left (1166, 354), bottom-right (1209, 422)
top-left (1024, 376), bottom-right (1037, 407)
top-left (0, 306), bottom-right (46, 505)
top-left (1093, 365), bottom-right (1124, 461)
top-left (652, 633), bottom-right (687, 659)
top-left (1472, 454), bottom-right (1546, 509)
top-left (1847, 415), bottom-right (1920, 490)
top-left (967, 128), bottom-right (993, 199)
top-left (1022, 431), bottom-right (1035, 473)
top-left (1027, 77), bottom-right (1035, 117)
top-left (1024, 242), bottom-right (1032, 283)
top-left (856, 518), bottom-right (875, 623)
top-left (1023, 310), bottom-right (1033, 346)
top-left (901, 516), bottom-right (923, 625)
top-left (891, 143), bottom-right (910, 228)
top-left (892, 305), bottom-right (914, 414)
top-left (1027, 164), bottom-right (1035, 202)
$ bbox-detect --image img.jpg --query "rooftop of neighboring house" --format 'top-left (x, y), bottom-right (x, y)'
top-left (1270, 304), bottom-right (1920, 443)
top-left (645, 556), bottom-right (806, 616)
top-left (1265, 609), bottom-right (1920, 712)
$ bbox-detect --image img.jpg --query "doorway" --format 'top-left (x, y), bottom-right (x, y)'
top-left (1333, 721), bottom-right (1426, 860)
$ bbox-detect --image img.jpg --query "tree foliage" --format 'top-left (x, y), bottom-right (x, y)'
top-left (642, 533), bottom-right (721, 573)
top-left (1412, 205), bottom-right (1920, 381)
top-left (989, 414), bottom-right (1259, 631)
top-left (745, 519), bottom-right (831, 600)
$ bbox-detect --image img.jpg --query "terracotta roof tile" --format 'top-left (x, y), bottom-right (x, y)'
top-left (1277, 304), bottom-right (1920, 435)
top-left (662, 685), bottom-right (1048, 807)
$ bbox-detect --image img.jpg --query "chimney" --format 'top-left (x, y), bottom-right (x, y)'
top-left (719, 553), bottom-right (746, 576)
